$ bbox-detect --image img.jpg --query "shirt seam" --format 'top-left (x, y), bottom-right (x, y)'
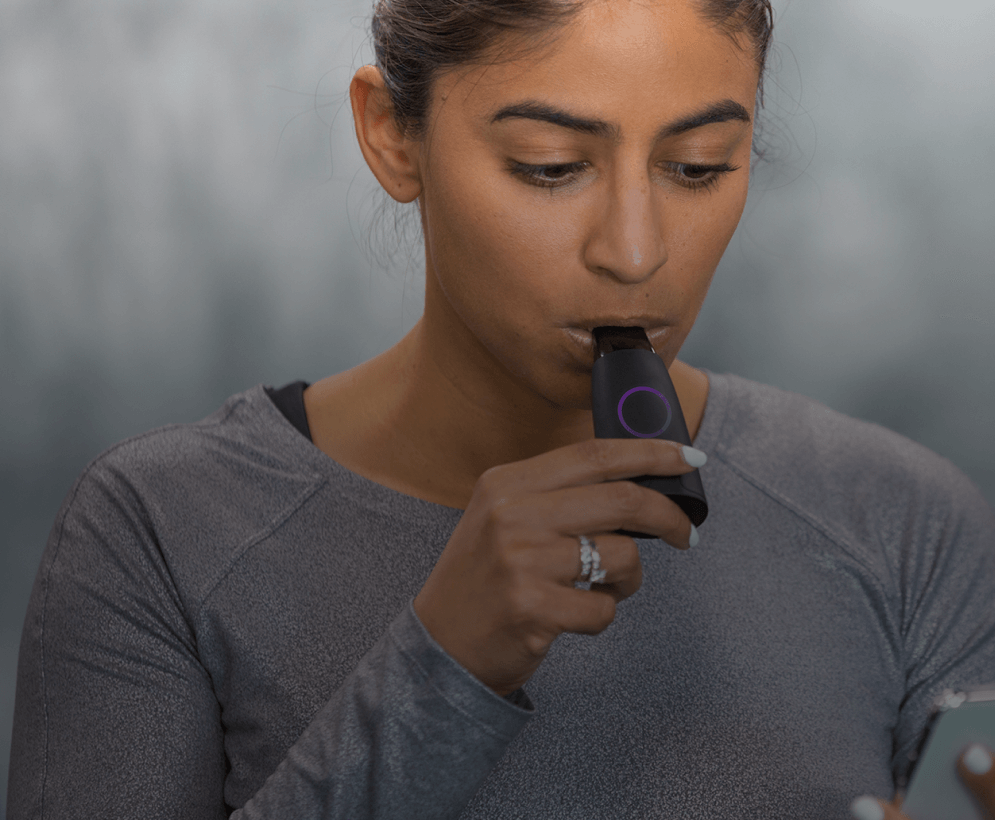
top-left (711, 447), bottom-right (884, 578)
top-left (35, 395), bottom-right (248, 812)
top-left (710, 447), bottom-right (903, 684)
top-left (194, 474), bottom-right (329, 619)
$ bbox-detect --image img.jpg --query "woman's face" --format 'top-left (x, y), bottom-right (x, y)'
top-left (369, 0), bottom-right (760, 422)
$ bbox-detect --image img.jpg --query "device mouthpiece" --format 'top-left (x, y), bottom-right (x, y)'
top-left (591, 326), bottom-right (656, 360)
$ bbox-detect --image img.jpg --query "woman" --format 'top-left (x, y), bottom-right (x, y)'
top-left (8, 0), bottom-right (995, 818)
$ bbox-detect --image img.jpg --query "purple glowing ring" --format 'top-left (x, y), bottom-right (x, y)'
top-left (617, 387), bottom-right (672, 438)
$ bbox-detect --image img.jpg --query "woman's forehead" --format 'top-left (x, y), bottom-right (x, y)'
top-left (455, 5), bottom-right (753, 90)
top-left (429, 10), bottom-right (759, 142)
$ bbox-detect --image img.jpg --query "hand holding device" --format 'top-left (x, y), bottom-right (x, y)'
top-left (897, 689), bottom-right (995, 820)
top-left (413, 435), bottom-right (702, 697)
top-left (851, 688), bottom-right (995, 820)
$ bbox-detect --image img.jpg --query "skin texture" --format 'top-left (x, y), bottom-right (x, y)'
top-left (305, 0), bottom-right (756, 511)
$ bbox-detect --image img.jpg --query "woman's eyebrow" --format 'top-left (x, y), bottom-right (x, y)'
top-left (489, 98), bottom-right (751, 143)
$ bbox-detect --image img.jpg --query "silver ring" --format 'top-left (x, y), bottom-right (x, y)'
top-left (578, 534), bottom-right (606, 584)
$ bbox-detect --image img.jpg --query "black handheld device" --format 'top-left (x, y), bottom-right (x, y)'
top-left (590, 326), bottom-right (708, 539)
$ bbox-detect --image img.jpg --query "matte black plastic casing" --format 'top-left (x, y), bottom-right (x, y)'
top-left (591, 326), bottom-right (708, 538)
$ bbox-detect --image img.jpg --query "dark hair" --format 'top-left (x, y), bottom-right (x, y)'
top-left (362, 0), bottom-right (776, 270)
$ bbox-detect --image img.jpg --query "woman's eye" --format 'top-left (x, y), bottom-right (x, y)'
top-left (511, 162), bottom-right (582, 186)
top-left (507, 160), bottom-right (739, 193)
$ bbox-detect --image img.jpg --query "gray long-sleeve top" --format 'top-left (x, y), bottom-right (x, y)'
top-left (8, 368), bottom-right (995, 819)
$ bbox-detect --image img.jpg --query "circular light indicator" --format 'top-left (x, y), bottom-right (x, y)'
top-left (617, 386), bottom-right (672, 438)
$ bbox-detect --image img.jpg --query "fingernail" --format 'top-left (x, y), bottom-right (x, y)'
top-left (964, 743), bottom-right (993, 774)
top-left (850, 795), bottom-right (885, 820)
top-left (688, 523), bottom-right (699, 548)
top-left (681, 445), bottom-right (708, 468)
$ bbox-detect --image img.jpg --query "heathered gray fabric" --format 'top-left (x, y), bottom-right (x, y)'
top-left (8, 368), bottom-right (995, 819)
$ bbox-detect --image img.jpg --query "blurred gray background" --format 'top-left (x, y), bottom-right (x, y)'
top-left (2, 0), bottom-right (993, 811)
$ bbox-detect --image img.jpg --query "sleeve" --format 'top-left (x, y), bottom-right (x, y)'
top-left (890, 464), bottom-right (995, 790)
top-left (6, 456), bottom-right (535, 820)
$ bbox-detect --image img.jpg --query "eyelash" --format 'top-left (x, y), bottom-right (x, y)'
top-left (508, 160), bottom-right (739, 193)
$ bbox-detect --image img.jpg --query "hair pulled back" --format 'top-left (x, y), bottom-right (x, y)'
top-left (370, 0), bottom-right (775, 152)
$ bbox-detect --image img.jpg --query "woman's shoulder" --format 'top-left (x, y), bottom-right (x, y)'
top-left (715, 371), bottom-right (973, 482)
top-left (711, 371), bottom-right (994, 544)
top-left (82, 384), bottom-right (315, 485)
top-left (56, 385), bottom-right (327, 579)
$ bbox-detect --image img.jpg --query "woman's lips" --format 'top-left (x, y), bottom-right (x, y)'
top-left (564, 326), bottom-right (669, 363)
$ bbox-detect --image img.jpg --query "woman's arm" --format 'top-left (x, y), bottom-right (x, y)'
top-left (7, 458), bottom-right (229, 817)
top-left (7, 452), bottom-right (533, 819)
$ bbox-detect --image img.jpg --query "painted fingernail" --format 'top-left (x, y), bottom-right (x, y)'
top-left (681, 445), bottom-right (708, 468)
top-left (964, 743), bottom-right (993, 775)
top-left (850, 795), bottom-right (885, 820)
top-left (688, 523), bottom-right (699, 548)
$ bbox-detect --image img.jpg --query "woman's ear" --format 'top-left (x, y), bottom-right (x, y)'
top-left (349, 65), bottom-right (424, 204)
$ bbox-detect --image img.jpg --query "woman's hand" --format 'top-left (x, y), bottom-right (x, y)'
top-left (413, 437), bottom-right (700, 697)
top-left (850, 743), bottom-right (995, 820)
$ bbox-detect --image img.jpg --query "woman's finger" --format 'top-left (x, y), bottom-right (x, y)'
top-left (850, 794), bottom-right (909, 820)
top-left (957, 743), bottom-right (995, 819)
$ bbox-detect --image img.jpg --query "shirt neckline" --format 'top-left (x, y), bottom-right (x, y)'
top-left (255, 366), bottom-right (728, 515)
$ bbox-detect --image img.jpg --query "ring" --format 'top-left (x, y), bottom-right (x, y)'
top-left (578, 534), bottom-right (606, 584)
